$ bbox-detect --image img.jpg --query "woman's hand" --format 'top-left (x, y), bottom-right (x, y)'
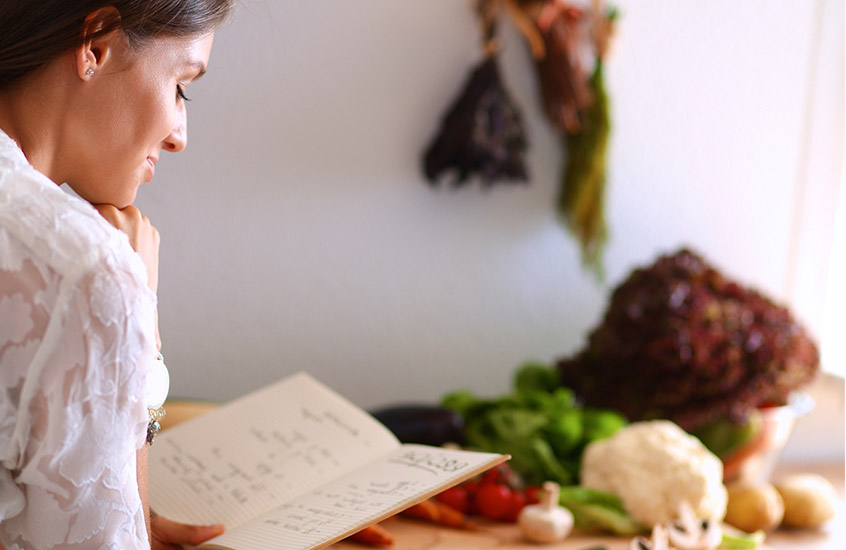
top-left (151, 516), bottom-right (225, 550)
top-left (93, 204), bottom-right (160, 293)
top-left (93, 204), bottom-right (162, 349)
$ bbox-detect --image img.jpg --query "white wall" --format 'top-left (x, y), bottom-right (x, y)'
top-left (135, 0), bottom-right (844, 444)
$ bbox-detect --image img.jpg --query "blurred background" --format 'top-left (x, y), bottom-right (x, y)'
top-left (134, 1), bottom-right (844, 460)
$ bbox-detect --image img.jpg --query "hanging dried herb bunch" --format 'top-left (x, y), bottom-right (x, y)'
top-left (517, 0), bottom-right (617, 279)
top-left (519, 0), bottom-right (594, 134)
top-left (558, 57), bottom-right (611, 279)
top-left (557, 2), bottom-right (617, 280)
top-left (420, 0), bottom-right (619, 282)
top-left (422, 0), bottom-right (529, 187)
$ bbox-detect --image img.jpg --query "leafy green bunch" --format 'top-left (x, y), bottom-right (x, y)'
top-left (442, 362), bottom-right (626, 487)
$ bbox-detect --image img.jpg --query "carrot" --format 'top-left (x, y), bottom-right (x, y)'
top-left (346, 524), bottom-right (394, 547)
top-left (401, 499), bottom-right (475, 530)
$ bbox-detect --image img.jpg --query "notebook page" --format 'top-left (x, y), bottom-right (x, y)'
top-left (148, 372), bottom-right (399, 527)
top-left (199, 444), bottom-right (508, 550)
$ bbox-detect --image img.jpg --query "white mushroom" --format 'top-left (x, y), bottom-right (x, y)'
top-left (667, 501), bottom-right (722, 550)
top-left (630, 524), bottom-right (678, 550)
top-left (517, 481), bottom-right (574, 544)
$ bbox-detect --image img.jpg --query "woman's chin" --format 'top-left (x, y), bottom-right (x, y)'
top-left (100, 178), bottom-right (142, 208)
top-left (117, 190), bottom-right (139, 209)
top-left (74, 186), bottom-right (138, 209)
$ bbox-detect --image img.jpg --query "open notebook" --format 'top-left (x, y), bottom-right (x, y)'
top-left (148, 372), bottom-right (507, 549)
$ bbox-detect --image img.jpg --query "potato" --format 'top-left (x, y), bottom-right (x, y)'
top-left (775, 473), bottom-right (838, 528)
top-left (724, 483), bottom-right (784, 532)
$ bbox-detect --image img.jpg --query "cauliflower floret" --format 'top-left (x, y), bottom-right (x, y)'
top-left (581, 420), bottom-right (727, 527)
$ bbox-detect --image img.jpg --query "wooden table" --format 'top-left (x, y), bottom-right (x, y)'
top-left (162, 400), bottom-right (845, 550)
top-left (330, 462), bottom-right (844, 550)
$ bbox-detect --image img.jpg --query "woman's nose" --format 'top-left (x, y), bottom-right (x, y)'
top-left (162, 110), bottom-right (187, 153)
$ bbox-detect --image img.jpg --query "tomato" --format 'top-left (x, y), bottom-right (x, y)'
top-left (457, 479), bottom-right (479, 515)
top-left (481, 468), bottom-right (502, 486)
top-left (435, 486), bottom-right (469, 514)
top-left (461, 479), bottom-right (480, 496)
top-left (475, 484), bottom-right (513, 521)
top-left (482, 463), bottom-right (521, 488)
top-left (501, 490), bottom-right (527, 523)
top-left (523, 485), bottom-right (542, 504)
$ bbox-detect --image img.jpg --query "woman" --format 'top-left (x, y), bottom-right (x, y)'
top-left (0, 1), bottom-right (233, 548)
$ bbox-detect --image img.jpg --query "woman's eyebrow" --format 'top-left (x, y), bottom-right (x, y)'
top-left (186, 61), bottom-right (207, 80)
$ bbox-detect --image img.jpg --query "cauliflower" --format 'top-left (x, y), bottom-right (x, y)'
top-left (580, 420), bottom-right (727, 527)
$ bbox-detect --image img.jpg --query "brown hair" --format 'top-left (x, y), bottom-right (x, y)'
top-left (0, 0), bottom-right (234, 90)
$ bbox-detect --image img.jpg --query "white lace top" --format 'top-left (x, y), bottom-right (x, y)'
top-left (0, 129), bottom-right (156, 549)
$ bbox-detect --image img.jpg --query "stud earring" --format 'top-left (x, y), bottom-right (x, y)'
top-left (85, 68), bottom-right (95, 77)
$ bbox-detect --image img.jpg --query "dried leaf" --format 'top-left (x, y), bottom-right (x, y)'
top-left (533, 2), bottom-right (593, 134)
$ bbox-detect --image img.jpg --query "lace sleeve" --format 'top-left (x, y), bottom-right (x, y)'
top-left (0, 244), bottom-right (156, 549)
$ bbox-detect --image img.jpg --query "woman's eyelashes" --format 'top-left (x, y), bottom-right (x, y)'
top-left (176, 84), bottom-right (191, 102)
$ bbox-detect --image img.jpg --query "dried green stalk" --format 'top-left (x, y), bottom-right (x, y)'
top-left (558, 59), bottom-right (610, 280)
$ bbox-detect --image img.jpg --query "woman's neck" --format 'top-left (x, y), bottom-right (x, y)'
top-left (0, 63), bottom-right (72, 185)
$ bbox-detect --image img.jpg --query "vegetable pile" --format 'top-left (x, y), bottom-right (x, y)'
top-left (438, 363), bottom-right (652, 535)
top-left (440, 363), bottom-right (649, 536)
top-left (557, 248), bottom-right (820, 434)
top-left (442, 362), bottom-right (627, 486)
top-left (517, 481), bottom-right (574, 543)
top-left (724, 474), bottom-right (839, 532)
top-left (580, 420), bottom-right (727, 527)
top-left (436, 461), bottom-right (644, 537)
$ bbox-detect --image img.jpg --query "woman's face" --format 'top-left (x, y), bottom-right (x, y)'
top-left (63, 32), bottom-right (215, 207)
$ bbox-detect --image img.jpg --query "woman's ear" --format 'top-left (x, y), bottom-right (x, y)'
top-left (75, 6), bottom-right (122, 80)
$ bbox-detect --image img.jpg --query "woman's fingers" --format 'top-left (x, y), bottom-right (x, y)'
top-left (92, 204), bottom-right (160, 294)
top-left (151, 516), bottom-right (226, 548)
top-left (93, 204), bottom-right (162, 349)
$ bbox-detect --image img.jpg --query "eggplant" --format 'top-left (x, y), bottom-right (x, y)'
top-left (369, 404), bottom-right (465, 447)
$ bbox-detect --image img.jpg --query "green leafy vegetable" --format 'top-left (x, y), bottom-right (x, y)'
top-left (443, 363), bottom-right (641, 535)
top-left (557, 485), bottom-right (645, 536)
top-left (582, 407), bottom-right (628, 443)
top-left (442, 362), bottom-right (627, 486)
top-left (719, 530), bottom-right (766, 549)
top-left (514, 362), bottom-right (561, 393)
top-left (692, 413), bottom-right (760, 458)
